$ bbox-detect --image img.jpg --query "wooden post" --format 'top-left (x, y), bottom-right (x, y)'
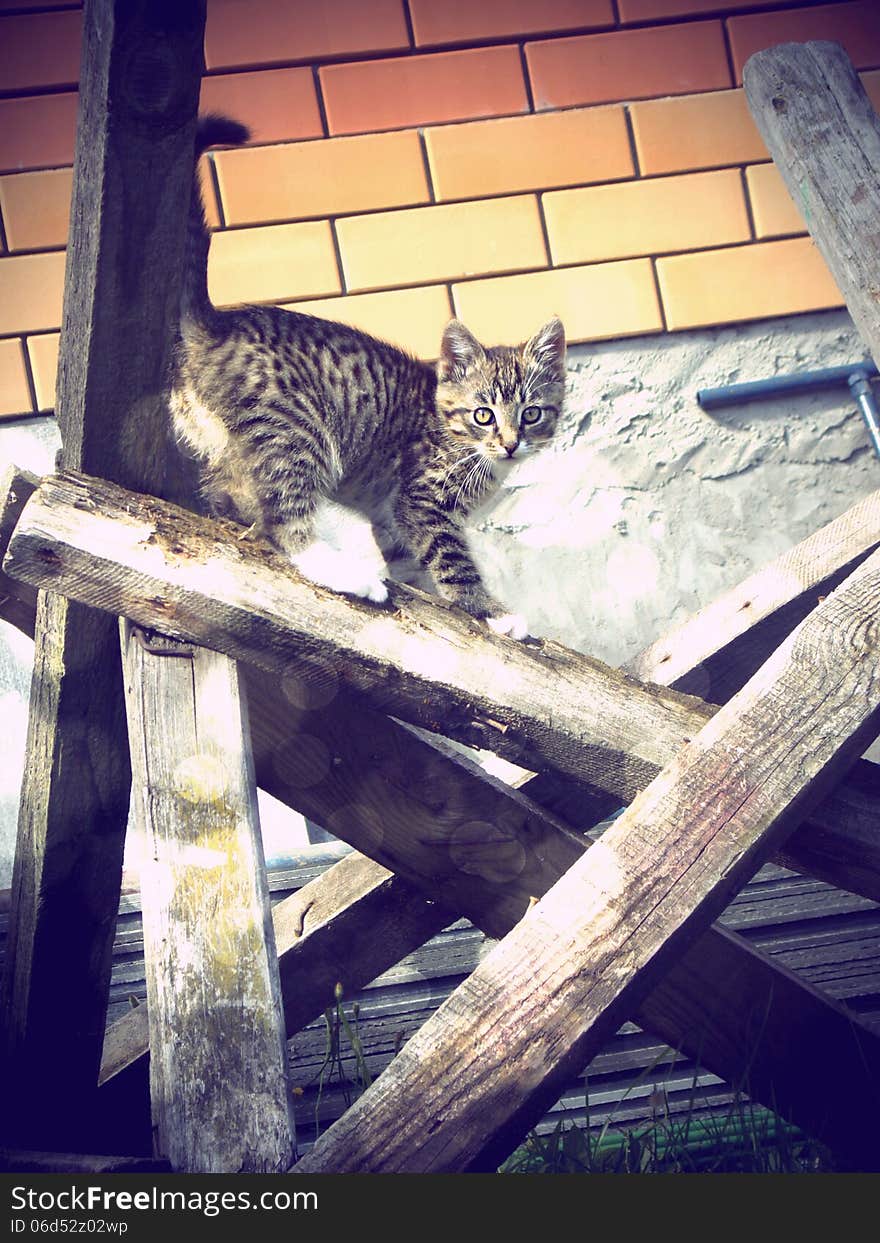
top-left (6, 467), bottom-right (880, 899)
top-left (292, 547), bottom-right (880, 1172)
top-left (744, 41), bottom-right (880, 369)
top-left (6, 467), bottom-right (880, 1165)
top-left (0, 0), bottom-right (205, 1151)
top-left (120, 624), bottom-right (295, 1172)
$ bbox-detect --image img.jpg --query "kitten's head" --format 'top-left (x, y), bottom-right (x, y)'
top-left (435, 317), bottom-right (567, 466)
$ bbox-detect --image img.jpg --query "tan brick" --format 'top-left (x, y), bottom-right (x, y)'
top-left (629, 88), bottom-right (767, 175)
top-left (525, 20), bottom-right (731, 110)
top-left (425, 107), bottom-right (633, 202)
top-left (0, 163), bottom-right (218, 247)
top-left (620, 0), bottom-right (785, 17)
top-left (0, 338), bottom-right (32, 418)
top-left (336, 197), bottom-right (546, 292)
top-left (409, 0), bottom-right (612, 45)
top-left (0, 251), bottom-right (66, 334)
top-left (452, 260), bottom-right (663, 346)
top-left (207, 222), bottom-right (341, 307)
top-left (215, 132), bottom-right (429, 226)
top-left (198, 68), bottom-right (323, 147)
top-left (657, 238), bottom-right (843, 330)
top-left (745, 164), bottom-right (806, 239)
top-left (544, 170), bottom-right (750, 265)
top-left (863, 68), bottom-right (880, 111)
top-left (0, 10), bottom-right (82, 92)
top-left (27, 332), bottom-right (60, 411)
top-left (321, 46), bottom-right (528, 136)
top-left (0, 93), bottom-right (78, 174)
top-left (0, 168), bottom-right (72, 250)
top-left (283, 286), bottom-right (454, 360)
top-left (204, 0), bottom-right (409, 70)
top-left (728, 2), bottom-right (880, 84)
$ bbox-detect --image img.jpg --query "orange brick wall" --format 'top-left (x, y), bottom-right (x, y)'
top-left (1, 0), bottom-right (879, 418)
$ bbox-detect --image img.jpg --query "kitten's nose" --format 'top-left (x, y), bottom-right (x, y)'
top-left (504, 442), bottom-right (518, 458)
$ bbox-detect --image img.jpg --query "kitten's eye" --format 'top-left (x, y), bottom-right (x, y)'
top-left (521, 406), bottom-right (543, 425)
top-left (473, 407), bottom-right (495, 426)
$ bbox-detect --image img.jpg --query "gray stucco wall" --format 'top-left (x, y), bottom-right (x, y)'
top-left (0, 307), bottom-right (878, 885)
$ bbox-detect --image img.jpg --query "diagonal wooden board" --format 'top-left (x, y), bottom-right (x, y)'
top-left (3, 465), bottom-right (880, 1166)
top-left (292, 546), bottom-right (880, 1172)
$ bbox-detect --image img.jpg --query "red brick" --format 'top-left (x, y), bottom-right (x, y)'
top-left (525, 21), bottom-right (731, 110)
top-left (207, 221), bottom-right (341, 307)
top-left (0, 169), bottom-right (72, 251)
top-left (0, 338), bottom-right (32, 419)
top-left (620, 0), bottom-right (801, 17)
top-left (0, 93), bottom-right (78, 174)
top-left (657, 238), bottom-right (842, 330)
top-left (204, 0), bottom-right (409, 70)
top-left (26, 333), bottom-right (60, 412)
top-left (284, 287), bottom-right (454, 360)
top-left (728, 2), bottom-right (880, 83)
top-left (452, 261), bottom-right (663, 346)
top-left (745, 164), bottom-right (806, 239)
top-left (425, 107), bottom-right (633, 201)
top-left (0, 251), bottom-right (66, 335)
top-left (336, 196), bottom-right (546, 292)
top-left (0, 10), bottom-right (82, 92)
top-left (321, 46), bottom-right (528, 136)
top-left (409, 0), bottom-right (612, 46)
top-left (630, 89), bottom-right (767, 176)
top-left (199, 69), bottom-right (323, 146)
top-left (543, 170), bottom-right (750, 265)
top-left (215, 131), bottom-right (429, 225)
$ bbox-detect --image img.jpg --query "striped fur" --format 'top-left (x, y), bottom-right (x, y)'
top-left (171, 114), bottom-right (567, 632)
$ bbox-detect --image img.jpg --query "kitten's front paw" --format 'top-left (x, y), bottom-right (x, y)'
top-left (486, 612), bottom-right (529, 640)
top-left (292, 544), bottom-right (389, 605)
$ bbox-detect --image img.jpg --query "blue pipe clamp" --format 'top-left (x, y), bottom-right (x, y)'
top-left (697, 362), bottom-right (880, 460)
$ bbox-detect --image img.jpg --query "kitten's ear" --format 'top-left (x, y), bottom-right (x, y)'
top-left (523, 316), bottom-right (566, 381)
top-left (438, 319), bottom-right (485, 379)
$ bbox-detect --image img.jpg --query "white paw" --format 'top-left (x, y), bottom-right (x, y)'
top-left (292, 542), bottom-right (389, 604)
top-left (486, 612), bottom-right (529, 640)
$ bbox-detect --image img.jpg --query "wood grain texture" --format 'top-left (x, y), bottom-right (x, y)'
top-left (120, 621), bottom-right (294, 1173)
top-left (0, 463), bottom-right (39, 640)
top-left (5, 465), bottom-right (880, 902)
top-left (1, 466), bottom-right (869, 1164)
top-left (744, 42), bottom-right (880, 369)
top-left (293, 547), bottom-right (880, 1172)
top-left (0, 0), bottom-right (205, 1151)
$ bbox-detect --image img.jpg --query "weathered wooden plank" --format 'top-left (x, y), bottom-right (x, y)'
top-left (0, 0), bottom-right (205, 1151)
top-left (5, 464), bottom-right (880, 1160)
top-left (744, 41), bottom-right (880, 371)
top-left (292, 547), bottom-right (880, 1173)
top-left (120, 621), bottom-right (294, 1172)
top-left (630, 487), bottom-right (880, 702)
top-left (6, 466), bottom-right (880, 900)
top-left (2, 469), bottom-right (702, 798)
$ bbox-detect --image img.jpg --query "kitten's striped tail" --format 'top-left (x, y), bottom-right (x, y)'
top-left (181, 113), bottom-right (250, 330)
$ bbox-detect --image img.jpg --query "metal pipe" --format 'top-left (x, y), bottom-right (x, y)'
top-left (696, 360), bottom-right (880, 461)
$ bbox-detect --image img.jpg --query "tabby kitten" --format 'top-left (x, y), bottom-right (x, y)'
top-left (171, 115), bottom-right (567, 639)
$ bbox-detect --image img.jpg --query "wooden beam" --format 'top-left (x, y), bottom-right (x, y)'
top-left (0, 0), bottom-right (205, 1152)
top-left (5, 467), bottom-right (880, 1162)
top-left (120, 623), bottom-right (295, 1172)
top-left (6, 466), bottom-right (880, 901)
top-left (630, 487), bottom-right (880, 702)
top-left (292, 547), bottom-right (880, 1173)
top-left (744, 41), bottom-right (880, 370)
